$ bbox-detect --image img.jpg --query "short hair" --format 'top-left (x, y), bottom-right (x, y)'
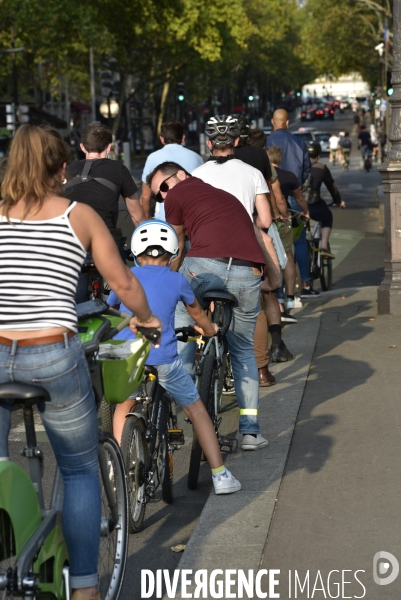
top-left (146, 161), bottom-right (190, 186)
top-left (160, 121), bottom-right (184, 144)
top-left (1, 125), bottom-right (68, 220)
top-left (266, 146), bottom-right (282, 165)
top-left (81, 123), bottom-right (112, 153)
top-left (248, 129), bottom-right (266, 148)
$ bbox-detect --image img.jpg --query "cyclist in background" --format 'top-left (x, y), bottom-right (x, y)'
top-left (64, 123), bottom-right (144, 234)
top-left (339, 132), bottom-right (352, 170)
top-left (0, 125), bottom-right (161, 600)
top-left (140, 120), bottom-right (203, 220)
top-left (107, 220), bottom-right (241, 495)
top-left (307, 142), bottom-right (345, 258)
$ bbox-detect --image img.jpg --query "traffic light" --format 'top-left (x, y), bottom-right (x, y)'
top-left (17, 105), bottom-right (29, 124)
top-left (100, 70), bottom-right (113, 98)
top-left (387, 70), bottom-right (394, 96)
top-left (177, 82), bottom-right (185, 102)
top-left (6, 105), bottom-right (15, 131)
top-left (247, 91), bottom-right (254, 102)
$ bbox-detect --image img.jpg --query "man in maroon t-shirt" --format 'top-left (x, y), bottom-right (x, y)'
top-left (147, 161), bottom-right (268, 451)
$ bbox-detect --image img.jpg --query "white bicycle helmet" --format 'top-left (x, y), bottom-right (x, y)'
top-left (205, 115), bottom-right (240, 141)
top-left (131, 219), bottom-right (179, 260)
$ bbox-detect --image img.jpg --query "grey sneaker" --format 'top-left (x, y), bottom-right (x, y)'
top-left (242, 434), bottom-right (269, 451)
top-left (213, 469), bottom-right (241, 494)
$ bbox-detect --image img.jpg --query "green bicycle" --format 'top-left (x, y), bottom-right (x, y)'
top-left (0, 299), bottom-right (153, 600)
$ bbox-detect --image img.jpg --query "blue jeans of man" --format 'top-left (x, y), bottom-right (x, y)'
top-left (0, 335), bottom-right (100, 588)
top-left (288, 196), bottom-right (310, 283)
top-left (175, 257), bottom-right (261, 435)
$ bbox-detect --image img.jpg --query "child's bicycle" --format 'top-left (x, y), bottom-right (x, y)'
top-left (0, 299), bottom-right (156, 600)
top-left (119, 353), bottom-right (187, 533)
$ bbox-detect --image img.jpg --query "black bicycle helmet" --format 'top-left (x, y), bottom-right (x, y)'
top-left (307, 141), bottom-right (322, 159)
top-left (205, 115), bottom-right (240, 141)
top-left (233, 115), bottom-right (251, 138)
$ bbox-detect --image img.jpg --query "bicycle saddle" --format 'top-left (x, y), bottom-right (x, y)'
top-left (202, 290), bottom-right (238, 306)
top-left (0, 382), bottom-right (50, 406)
top-left (76, 299), bottom-right (109, 320)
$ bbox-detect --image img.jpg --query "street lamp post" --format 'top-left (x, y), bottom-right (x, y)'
top-left (377, 0), bottom-right (401, 313)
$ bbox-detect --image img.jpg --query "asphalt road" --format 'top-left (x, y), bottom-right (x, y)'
top-left (6, 107), bottom-right (384, 600)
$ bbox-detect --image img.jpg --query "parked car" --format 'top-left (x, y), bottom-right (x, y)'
top-left (293, 128), bottom-right (317, 145)
top-left (313, 131), bottom-right (331, 154)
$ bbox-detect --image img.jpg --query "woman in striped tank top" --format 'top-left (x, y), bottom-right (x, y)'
top-left (0, 125), bottom-right (161, 600)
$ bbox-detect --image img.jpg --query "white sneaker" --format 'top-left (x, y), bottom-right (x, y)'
top-left (285, 297), bottom-right (302, 309)
top-left (213, 469), bottom-right (241, 494)
top-left (242, 434), bottom-right (269, 451)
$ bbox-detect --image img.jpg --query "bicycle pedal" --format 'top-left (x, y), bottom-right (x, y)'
top-left (219, 436), bottom-right (238, 453)
top-left (168, 429), bottom-right (185, 445)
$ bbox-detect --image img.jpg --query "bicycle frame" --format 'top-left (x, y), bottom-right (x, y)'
top-left (127, 373), bottom-right (181, 504)
top-left (0, 402), bottom-right (69, 600)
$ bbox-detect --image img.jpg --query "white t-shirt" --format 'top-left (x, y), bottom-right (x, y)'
top-left (192, 157), bottom-right (269, 220)
top-left (142, 144), bottom-right (204, 220)
top-left (329, 135), bottom-right (339, 150)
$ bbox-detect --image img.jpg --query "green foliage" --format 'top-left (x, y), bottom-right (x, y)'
top-left (0, 0), bottom-right (388, 115)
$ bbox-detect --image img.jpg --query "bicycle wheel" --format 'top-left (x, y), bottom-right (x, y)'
top-left (120, 415), bottom-right (148, 533)
top-left (307, 238), bottom-right (319, 282)
top-left (320, 244), bottom-right (333, 291)
top-left (99, 396), bottom-right (114, 435)
top-left (187, 353), bottom-right (215, 490)
top-left (158, 398), bottom-right (173, 504)
top-left (98, 431), bottom-right (128, 600)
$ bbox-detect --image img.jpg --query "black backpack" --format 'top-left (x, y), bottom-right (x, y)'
top-left (301, 173), bottom-right (318, 204)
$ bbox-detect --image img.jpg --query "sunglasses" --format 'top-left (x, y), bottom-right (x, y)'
top-left (155, 172), bottom-right (177, 202)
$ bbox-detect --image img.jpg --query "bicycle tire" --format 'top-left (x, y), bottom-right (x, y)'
top-left (307, 238), bottom-right (318, 282)
top-left (187, 353), bottom-right (214, 490)
top-left (99, 396), bottom-right (114, 435)
top-left (120, 415), bottom-right (148, 533)
top-left (159, 399), bottom-right (173, 504)
top-left (320, 244), bottom-right (333, 291)
top-left (217, 339), bottom-right (229, 413)
top-left (98, 431), bottom-right (128, 600)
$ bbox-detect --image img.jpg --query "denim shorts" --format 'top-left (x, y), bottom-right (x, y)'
top-left (152, 358), bottom-right (199, 407)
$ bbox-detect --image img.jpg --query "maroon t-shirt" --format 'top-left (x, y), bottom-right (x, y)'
top-left (165, 177), bottom-right (265, 264)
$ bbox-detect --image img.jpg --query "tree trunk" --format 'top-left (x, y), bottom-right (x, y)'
top-left (157, 78), bottom-right (170, 137)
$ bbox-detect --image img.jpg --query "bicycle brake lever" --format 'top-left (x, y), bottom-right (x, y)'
top-left (136, 326), bottom-right (161, 345)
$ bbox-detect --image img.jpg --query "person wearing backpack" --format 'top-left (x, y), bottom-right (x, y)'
top-left (307, 142), bottom-right (345, 258)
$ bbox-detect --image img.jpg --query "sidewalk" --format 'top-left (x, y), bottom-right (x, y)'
top-left (167, 285), bottom-right (401, 598)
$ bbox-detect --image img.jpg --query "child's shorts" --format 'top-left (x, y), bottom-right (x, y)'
top-left (150, 358), bottom-right (199, 407)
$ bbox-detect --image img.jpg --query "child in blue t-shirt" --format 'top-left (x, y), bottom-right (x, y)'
top-left (107, 220), bottom-right (240, 495)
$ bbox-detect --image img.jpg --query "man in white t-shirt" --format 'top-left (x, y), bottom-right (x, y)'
top-left (140, 120), bottom-right (203, 220)
top-left (328, 133), bottom-right (339, 164)
top-left (192, 116), bottom-right (271, 228)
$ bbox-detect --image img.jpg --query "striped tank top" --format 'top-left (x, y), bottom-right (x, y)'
top-left (0, 202), bottom-right (86, 333)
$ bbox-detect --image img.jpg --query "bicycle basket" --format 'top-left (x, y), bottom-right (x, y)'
top-left (292, 218), bottom-right (304, 243)
top-left (98, 335), bottom-right (150, 404)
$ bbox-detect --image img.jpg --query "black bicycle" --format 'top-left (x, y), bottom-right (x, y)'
top-left (305, 219), bottom-right (333, 291)
top-left (187, 290), bottom-right (238, 490)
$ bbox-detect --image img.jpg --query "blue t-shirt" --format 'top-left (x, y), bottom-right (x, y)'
top-left (107, 265), bottom-right (195, 365)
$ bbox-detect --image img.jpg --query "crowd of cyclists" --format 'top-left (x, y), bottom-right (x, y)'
top-left (0, 111), bottom-right (346, 599)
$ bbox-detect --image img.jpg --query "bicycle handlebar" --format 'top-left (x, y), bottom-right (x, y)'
top-left (174, 325), bottom-right (199, 343)
top-left (136, 326), bottom-right (162, 344)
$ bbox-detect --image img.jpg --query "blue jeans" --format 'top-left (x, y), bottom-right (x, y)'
top-left (0, 335), bottom-right (100, 588)
top-left (175, 257), bottom-right (261, 435)
top-left (289, 196), bottom-right (310, 283)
